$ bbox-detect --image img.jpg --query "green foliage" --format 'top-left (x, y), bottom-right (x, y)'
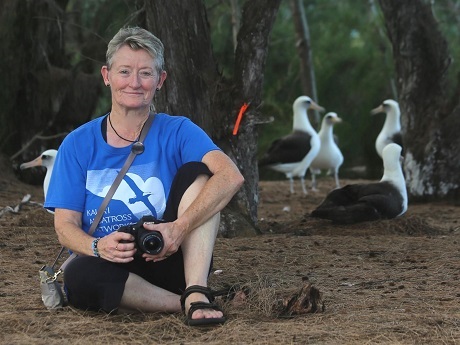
top-left (310, 1), bottom-right (397, 175)
top-left (65, 0), bottom-right (143, 72)
top-left (257, 1), bottom-right (396, 179)
top-left (204, 0), bottom-right (237, 78)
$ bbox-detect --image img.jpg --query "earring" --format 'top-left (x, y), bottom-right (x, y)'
top-left (106, 83), bottom-right (110, 87)
top-left (156, 88), bottom-right (160, 91)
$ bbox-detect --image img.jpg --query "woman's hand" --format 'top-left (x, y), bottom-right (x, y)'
top-left (141, 221), bottom-right (186, 262)
top-left (98, 231), bottom-right (137, 263)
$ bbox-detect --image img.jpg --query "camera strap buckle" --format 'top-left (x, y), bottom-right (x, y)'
top-left (45, 268), bottom-right (62, 283)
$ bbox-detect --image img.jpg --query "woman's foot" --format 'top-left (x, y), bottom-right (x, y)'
top-left (180, 285), bottom-right (226, 326)
top-left (185, 291), bottom-right (224, 320)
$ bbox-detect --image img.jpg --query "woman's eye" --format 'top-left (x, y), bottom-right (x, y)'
top-left (140, 71), bottom-right (154, 77)
top-left (119, 70), bottom-right (130, 75)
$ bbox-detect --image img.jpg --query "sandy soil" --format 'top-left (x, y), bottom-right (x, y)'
top-left (1, 162), bottom-right (459, 344)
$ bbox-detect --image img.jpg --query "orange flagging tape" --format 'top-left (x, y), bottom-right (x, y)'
top-left (233, 102), bottom-right (250, 135)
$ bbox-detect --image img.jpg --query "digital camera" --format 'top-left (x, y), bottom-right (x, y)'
top-left (118, 216), bottom-right (164, 255)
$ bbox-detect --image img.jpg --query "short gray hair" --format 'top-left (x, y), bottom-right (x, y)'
top-left (106, 27), bottom-right (165, 74)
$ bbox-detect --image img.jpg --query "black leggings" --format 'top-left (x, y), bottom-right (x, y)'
top-left (63, 162), bottom-right (213, 313)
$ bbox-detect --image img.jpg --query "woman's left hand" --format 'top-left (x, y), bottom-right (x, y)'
top-left (141, 220), bottom-right (185, 262)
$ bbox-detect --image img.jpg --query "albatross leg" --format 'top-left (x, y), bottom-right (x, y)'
top-left (311, 173), bottom-right (317, 190)
top-left (311, 173), bottom-right (319, 192)
top-left (289, 177), bottom-right (295, 194)
top-left (334, 171), bottom-right (341, 189)
top-left (300, 176), bottom-right (308, 195)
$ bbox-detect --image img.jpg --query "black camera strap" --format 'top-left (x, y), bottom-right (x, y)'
top-left (54, 113), bottom-right (155, 271)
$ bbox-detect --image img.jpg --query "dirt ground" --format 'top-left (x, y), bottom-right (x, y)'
top-left (1, 159), bottom-right (459, 344)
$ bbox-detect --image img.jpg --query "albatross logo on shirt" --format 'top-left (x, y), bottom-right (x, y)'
top-left (86, 169), bottom-right (166, 222)
top-left (104, 173), bottom-right (165, 217)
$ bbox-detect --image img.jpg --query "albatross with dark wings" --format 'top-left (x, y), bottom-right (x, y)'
top-left (258, 95), bottom-right (324, 194)
top-left (311, 143), bottom-right (407, 224)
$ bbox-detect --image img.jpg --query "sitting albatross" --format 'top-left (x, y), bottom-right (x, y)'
top-left (20, 149), bottom-right (58, 202)
top-left (259, 95), bottom-right (324, 194)
top-left (371, 99), bottom-right (403, 158)
top-left (310, 143), bottom-right (407, 224)
top-left (309, 112), bottom-right (344, 191)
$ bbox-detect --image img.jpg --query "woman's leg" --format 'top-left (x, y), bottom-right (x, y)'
top-left (64, 255), bottom-right (184, 313)
top-left (118, 273), bottom-right (181, 313)
top-left (120, 162), bottom-right (220, 317)
top-left (119, 174), bottom-right (220, 317)
top-left (178, 174), bottom-right (224, 320)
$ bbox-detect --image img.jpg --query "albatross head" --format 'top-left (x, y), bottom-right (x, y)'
top-left (20, 149), bottom-right (58, 199)
top-left (20, 149), bottom-right (57, 172)
top-left (371, 99), bottom-right (400, 120)
top-left (292, 96), bottom-right (324, 132)
top-left (293, 96), bottom-right (324, 113)
top-left (322, 112), bottom-right (342, 127)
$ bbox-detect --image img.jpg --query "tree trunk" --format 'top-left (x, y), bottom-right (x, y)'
top-left (229, 0), bottom-right (282, 235)
top-left (378, 0), bottom-right (460, 200)
top-left (145, 0), bottom-right (282, 236)
top-left (290, 0), bottom-right (320, 127)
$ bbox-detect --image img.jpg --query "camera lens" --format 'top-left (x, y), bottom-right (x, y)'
top-left (139, 231), bottom-right (164, 255)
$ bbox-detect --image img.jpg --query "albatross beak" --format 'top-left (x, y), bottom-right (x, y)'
top-left (20, 156), bottom-right (43, 170)
top-left (370, 104), bottom-right (385, 115)
top-left (310, 101), bottom-right (325, 112)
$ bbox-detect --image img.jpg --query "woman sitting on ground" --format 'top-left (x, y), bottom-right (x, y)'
top-left (45, 26), bottom-right (244, 327)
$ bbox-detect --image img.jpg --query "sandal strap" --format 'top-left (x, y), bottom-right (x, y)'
top-left (187, 301), bottom-right (223, 319)
top-left (180, 285), bottom-right (215, 312)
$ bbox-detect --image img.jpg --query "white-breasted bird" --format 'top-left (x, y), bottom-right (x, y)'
top-left (311, 143), bottom-right (407, 224)
top-left (371, 99), bottom-right (403, 158)
top-left (20, 149), bottom-right (58, 202)
top-left (259, 96), bottom-right (324, 194)
top-left (309, 112), bottom-right (344, 191)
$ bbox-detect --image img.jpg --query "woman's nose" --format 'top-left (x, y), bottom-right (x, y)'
top-left (129, 74), bottom-right (141, 88)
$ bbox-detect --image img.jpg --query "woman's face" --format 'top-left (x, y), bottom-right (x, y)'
top-left (102, 45), bottom-right (166, 111)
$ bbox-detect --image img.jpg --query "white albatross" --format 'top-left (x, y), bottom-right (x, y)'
top-left (258, 95), bottom-right (324, 194)
top-left (311, 143), bottom-right (407, 224)
top-left (309, 112), bottom-right (344, 191)
top-left (371, 99), bottom-right (403, 158)
top-left (20, 149), bottom-right (58, 203)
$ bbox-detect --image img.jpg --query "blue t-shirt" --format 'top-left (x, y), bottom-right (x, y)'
top-left (44, 113), bottom-right (219, 238)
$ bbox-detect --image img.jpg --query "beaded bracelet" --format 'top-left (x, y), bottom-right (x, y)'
top-left (91, 237), bottom-right (101, 258)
